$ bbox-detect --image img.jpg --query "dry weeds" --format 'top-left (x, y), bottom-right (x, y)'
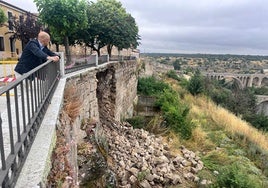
top-left (190, 94), bottom-right (268, 152)
top-left (64, 85), bottom-right (82, 121)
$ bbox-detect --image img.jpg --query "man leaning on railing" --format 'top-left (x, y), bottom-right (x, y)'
top-left (14, 31), bottom-right (60, 78)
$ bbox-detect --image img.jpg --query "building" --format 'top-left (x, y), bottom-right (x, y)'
top-left (0, 0), bottom-right (34, 60)
top-left (0, 1), bottom-right (140, 61)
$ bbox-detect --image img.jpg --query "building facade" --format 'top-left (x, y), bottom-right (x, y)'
top-left (0, 1), bottom-right (140, 61)
top-left (0, 0), bottom-right (32, 60)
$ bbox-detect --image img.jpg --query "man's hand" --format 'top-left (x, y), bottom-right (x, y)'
top-left (47, 56), bottom-right (60, 62)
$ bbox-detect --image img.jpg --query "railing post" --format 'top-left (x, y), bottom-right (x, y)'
top-left (0, 59), bottom-right (61, 187)
top-left (58, 52), bottom-right (65, 77)
top-left (0, 114), bottom-right (6, 170)
top-left (95, 54), bottom-right (98, 67)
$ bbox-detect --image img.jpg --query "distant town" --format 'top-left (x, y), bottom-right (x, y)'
top-left (141, 53), bottom-right (268, 74)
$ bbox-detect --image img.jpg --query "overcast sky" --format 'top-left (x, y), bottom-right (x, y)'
top-left (9, 0), bottom-right (268, 55)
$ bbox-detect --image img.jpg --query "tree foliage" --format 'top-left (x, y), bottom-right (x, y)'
top-left (6, 12), bottom-right (41, 49)
top-left (137, 76), bottom-right (194, 139)
top-left (34, 0), bottom-right (88, 64)
top-left (243, 113), bottom-right (268, 131)
top-left (0, 8), bottom-right (7, 25)
top-left (250, 86), bottom-right (268, 95)
top-left (200, 76), bottom-right (267, 131)
top-left (155, 89), bottom-right (194, 139)
top-left (187, 70), bottom-right (204, 96)
top-left (213, 162), bottom-right (262, 188)
top-left (173, 59), bottom-right (181, 70)
top-left (81, 0), bottom-right (140, 56)
top-left (137, 76), bottom-right (170, 96)
top-left (34, 0), bottom-right (140, 60)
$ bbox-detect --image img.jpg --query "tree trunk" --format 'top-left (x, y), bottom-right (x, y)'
top-left (107, 44), bottom-right (113, 57)
top-left (56, 43), bottom-right (60, 52)
top-left (64, 36), bottom-right (71, 65)
top-left (84, 46), bottom-right (87, 57)
top-left (96, 49), bottom-right (100, 57)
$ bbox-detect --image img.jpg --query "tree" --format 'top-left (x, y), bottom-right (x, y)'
top-left (187, 70), bottom-right (205, 96)
top-left (227, 87), bottom-right (256, 116)
top-left (81, 0), bottom-right (140, 56)
top-left (173, 59), bottom-right (181, 70)
top-left (0, 8), bottom-right (7, 25)
top-left (6, 12), bottom-right (41, 49)
top-left (107, 12), bottom-right (140, 56)
top-left (78, 1), bottom-right (107, 56)
top-left (243, 113), bottom-right (268, 131)
top-left (34, 0), bottom-right (88, 64)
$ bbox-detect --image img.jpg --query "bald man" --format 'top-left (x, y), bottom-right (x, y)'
top-left (14, 31), bottom-right (60, 78)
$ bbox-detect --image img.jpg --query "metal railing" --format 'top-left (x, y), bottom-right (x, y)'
top-left (0, 59), bottom-right (60, 187)
top-left (64, 54), bottom-right (98, 74)
top-left (0, 52), bottom-right (136, 187)
top-left (64, 54), bottom-right (136, 74)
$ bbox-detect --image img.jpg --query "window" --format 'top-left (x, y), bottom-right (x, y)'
top-left (0, 37), bottom-right (5, 51)
top-left (8, 12), bottom-right (13, 31)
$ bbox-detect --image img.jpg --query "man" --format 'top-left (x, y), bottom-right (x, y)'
top-left (14, 31), bottom-right (60, 78)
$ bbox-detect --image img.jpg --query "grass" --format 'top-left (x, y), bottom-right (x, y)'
top-left (162, 77), bottom-right (268, 186)
top-left (133, 75), bottom-right (268, 186)
top-left (185, 93), bottom-right (268, 152)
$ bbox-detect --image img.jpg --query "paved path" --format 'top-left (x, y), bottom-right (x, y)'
top-left (0, 89), bottom-right (24, 164)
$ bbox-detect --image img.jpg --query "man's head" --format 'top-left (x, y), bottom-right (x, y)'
top-left (38, 31), bottom-right (50, 47)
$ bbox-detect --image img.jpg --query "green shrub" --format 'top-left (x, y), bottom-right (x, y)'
top-left (166, 70), bottom-right (180, 81)
top-left (213, 162), bottom-right (263, 188)
top-left (251, 86), bottom-right (268, 95)
top-left (202, 150), bottom-right (230, 171)
top-left (187, 70), bottom-right (205, 96)
top-left (137, 76), bottom-right (194, 139)
top-left (137, 76), bottom-right (170, 96)
top-left (243, 113), bottom-right (268, 131)
top-left (126, 116), bottom-right (147, 129)
top-left (155, 89), bottom-right (194, 139)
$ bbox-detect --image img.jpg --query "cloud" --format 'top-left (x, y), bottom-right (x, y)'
top-left (9, 0), bottom-right (38, 12)
top-left (8, 0), bottom-right (268, 55)
top-left (120, 0), bottom-right (268, 55)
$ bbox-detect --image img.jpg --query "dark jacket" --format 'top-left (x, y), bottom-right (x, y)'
top-left (14, 38), bottom-right (58, 74)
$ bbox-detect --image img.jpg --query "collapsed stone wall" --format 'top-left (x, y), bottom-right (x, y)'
top-left (47, 59), bottom-right (205, 187)
top-left (76, 60), bottom-right (204, 187)
top-left (77, 64), bottom-right (204, 187)
top-left (47, 60), bottom-right (138, 186)
top-left (78, 118), bottom-right (203, 187)
top-left (96, 60), bottom-right (138, 121)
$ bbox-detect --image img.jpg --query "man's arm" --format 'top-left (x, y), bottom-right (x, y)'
top-left (28, 42), bottom-right (48, 60)
top-left (43, 47), bottom-right (60, 62)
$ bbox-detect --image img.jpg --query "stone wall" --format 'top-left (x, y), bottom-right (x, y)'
top-left (139, 59), bottom-right (174, 78)
top-left (47, 60), bottom-right (138, 186)
top-left (114, 61), bottom-right (138, 120)
top-left (256, 101), bottom-right (268, 116)
top-left (96, 60), bottom-right (138, 121)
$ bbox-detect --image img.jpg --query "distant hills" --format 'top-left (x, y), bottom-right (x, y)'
top-left (141, 52), bottom-right (268, 60)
